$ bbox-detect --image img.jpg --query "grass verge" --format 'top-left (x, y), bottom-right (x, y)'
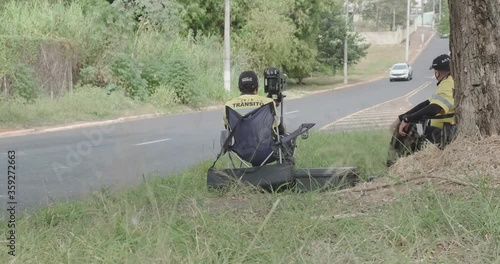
top-left (0, 86), bottom-right (162, 129)
top-left (287, 44), bottom-right (406, 92)
top-left (2, 131), bottom-right (499, 263)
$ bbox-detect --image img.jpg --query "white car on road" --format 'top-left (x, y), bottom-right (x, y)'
top-left (389, 63), bottom-right (413, 81)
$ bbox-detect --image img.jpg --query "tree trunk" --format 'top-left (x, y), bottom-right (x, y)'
top-left (448, 0), bottom-right (500, 137)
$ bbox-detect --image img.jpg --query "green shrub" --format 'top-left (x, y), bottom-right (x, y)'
top-left (165, 55), bottom-right (198, 105)
top-left (110, 53), bottom-right (148, 101)
top-left (79, 65), bottom-right (114, 88)
top-left (141, 60), bottom-right (170, 96)
top-left (11, 64), bottom-right (39, 103)
top-left (147, 85), bottom-right (177, 110)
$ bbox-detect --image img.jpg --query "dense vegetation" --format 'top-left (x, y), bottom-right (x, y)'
top-left (0, 0), bottom-right (369, 109)
top-left (360, 0), bottom-right (416, 31)
top-left (437, 0), bottom-right (450, 37)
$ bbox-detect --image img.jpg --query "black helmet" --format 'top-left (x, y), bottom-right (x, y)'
top-left (429, 54), bottom-right (450, 71)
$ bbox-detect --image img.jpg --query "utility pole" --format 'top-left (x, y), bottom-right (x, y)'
top-left (439, 0), bottom-right (442, 20)
top-left (421, 0), bottom-right (424, 27)
top-left (344, 0), bottom-right (349, 84)
top-left (393, 9), bottom-right (396, 31)
top-left (433, 0), bottom-right (436, 28)
top-left (405, 0), bottom-right (410, 62)
top-left (223, 0), bottom-right (231, 92)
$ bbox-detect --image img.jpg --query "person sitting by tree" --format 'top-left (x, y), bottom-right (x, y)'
top-left (387, 54), bottom-right (457, 167)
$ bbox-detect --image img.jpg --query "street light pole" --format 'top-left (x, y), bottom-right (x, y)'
top-left (223, 0), bottom-right (231, 92)
top-left (405, 0), bottom-right (410, 62)
top-left (393, 9), bottom-right (396, 31)
top-left (439, 0), bottom-right (442, 20)
top-left (433, 0), bottom-right (436, 28)
top-left (344, 0), bottom-right (349, 84)
top-left (421, 0), bottom-right (424, 27)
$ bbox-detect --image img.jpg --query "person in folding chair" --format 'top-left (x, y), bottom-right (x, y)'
top-left (219, 70), bottom-right (301, 167)
top-left (386, 54), bottom-right (458, 167)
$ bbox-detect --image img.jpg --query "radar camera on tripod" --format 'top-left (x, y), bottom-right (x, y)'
top-left (264, 67), bottom-right (287, 105)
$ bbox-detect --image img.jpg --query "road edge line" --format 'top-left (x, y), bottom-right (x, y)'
top-left (319, 81), bottom-right (431, 131)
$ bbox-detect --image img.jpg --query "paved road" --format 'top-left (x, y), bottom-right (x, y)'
top-left (0, 36), bottom-right (450, 214)
top-left (321, 80), bottom-right (433, 132)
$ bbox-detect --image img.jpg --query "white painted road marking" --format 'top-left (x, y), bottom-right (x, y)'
top-left (51, 164), bottom-right (71, 170)
top-left (320, 81), bottom-right (431, 131)
top-left (284, 110), bottom-right (300, 115)
top-left (134, 138), bottom-right (172, 146)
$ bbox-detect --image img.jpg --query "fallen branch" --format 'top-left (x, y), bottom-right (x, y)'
top-left (335, 174), bottom-right (478, 195)
top-left (333, 213), bottom-right (367, 220)
top-left (310, 213), bottom-right (367, 221)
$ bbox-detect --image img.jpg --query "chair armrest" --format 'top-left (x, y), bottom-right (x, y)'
top-left (281, 123), bottom-right (315, 143)
top-left (410, 114), bottom-right (454, 136)
top-left (421, 113), bottom-right (455, 120)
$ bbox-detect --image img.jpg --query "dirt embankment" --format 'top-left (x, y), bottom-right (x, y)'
top-left (334, 135), bottom-right (500, 211)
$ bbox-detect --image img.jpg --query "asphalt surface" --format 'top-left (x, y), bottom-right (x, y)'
top-left (0, 36), bottom-right (450, 214)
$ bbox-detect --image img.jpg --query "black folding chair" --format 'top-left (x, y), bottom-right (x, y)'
top-left (207, 102), bottom-right (315, 190)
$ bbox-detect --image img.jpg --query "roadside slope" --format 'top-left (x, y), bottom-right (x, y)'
top-left (0, 27), bottom-right (437, 138)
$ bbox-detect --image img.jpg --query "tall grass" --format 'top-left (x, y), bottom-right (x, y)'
top-left (0, 0), bottom-right (248, 127)
top-left (133, 30), bottom-right (247, 105)
top-left (0, 1), bottom-right (96, 37)
top-left (294, 130), bottom-right (391, 177)
top-left (1, 132), bottom-right (498, 263)
top-left (0, 0), bottom-right (112, 64)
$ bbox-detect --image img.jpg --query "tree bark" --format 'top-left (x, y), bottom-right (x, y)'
top-left (448, 0), bottom-right (500, 137)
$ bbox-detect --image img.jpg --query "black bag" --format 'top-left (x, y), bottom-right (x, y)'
top-left (386, 123), bottom-right (425, 167)
top-left (207, 162), bottom-right (295, 192)
top-left (429, 122), bottom-right (458, 149)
